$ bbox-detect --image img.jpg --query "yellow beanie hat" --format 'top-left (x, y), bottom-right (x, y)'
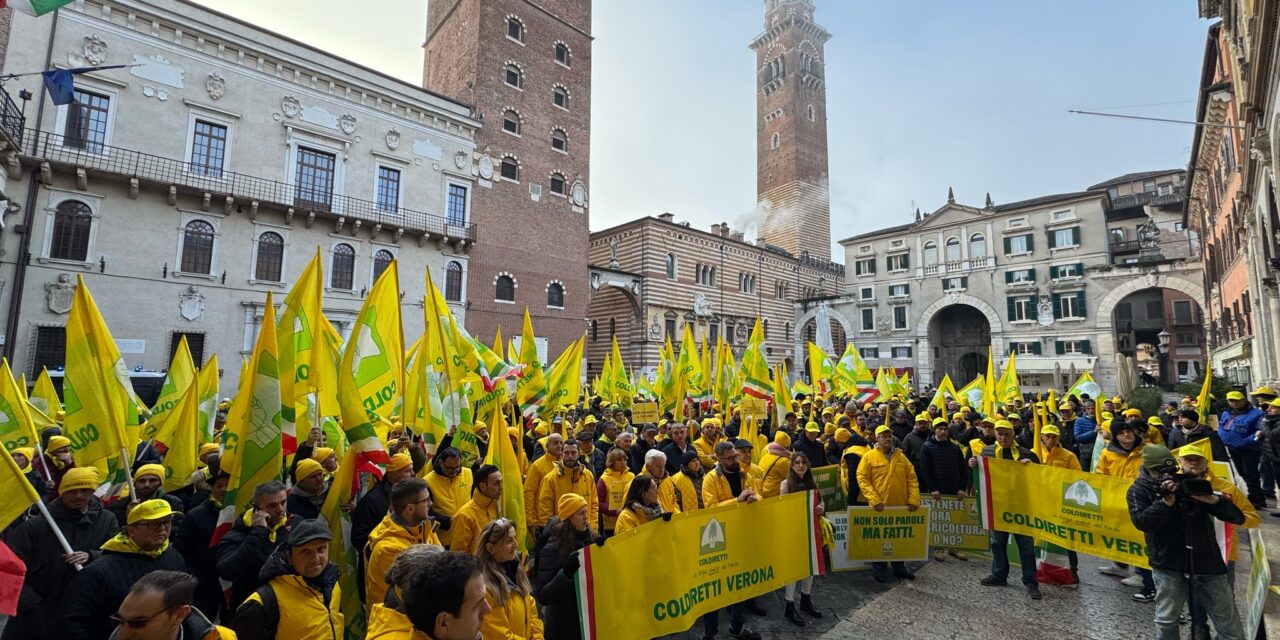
top-left (134, 463), bottom-right (166, 481)
top-left (313, 447), bottom-right (335, 462)
top-left (60, 467), bottom-right (99, 494)
top-left (199, 443), bottom-right (220, 458)
top-left (557, 493), bottom-right (588, 521)
top-left (774, 430), bottom-right (792, 447)
top-left (296, 458), bottom-right (325, 481)
top-left (835, 427), bottom-right (852, 444)
top-left (127, 498), bottom-right (174, 525)
top-left (12, 447), bottom-right (34, 463)
top-left (386, 453), bottom-right (412, 473)
top-left (47, 435), bottom-right (71, 452)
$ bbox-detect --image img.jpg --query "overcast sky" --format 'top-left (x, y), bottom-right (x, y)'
top-left (197, 0), bottom-right (1210, 257)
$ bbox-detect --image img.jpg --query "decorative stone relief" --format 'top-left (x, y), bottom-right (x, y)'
top-left (477, 154), bottom-right (495, 180)
top-left (590, 271), bottom-right (601, 290)
top-left (179, 286), bottom-right (206, 321)
top-left (339, 114), bottom-right (357, 135)
top-left (84, 35), bottom-right (108, 65)
top-left (1036, 294), bottom-right (1054, 327)
top-left (45, 274), bottom-right (75, 315)
top-left (693, 293), bottom-right (712, 317)
top-left (648, 315), bottom-right (663, 340)
top-left (386, 129), bottom-right (401, 150)
top-left (129, 54), bottom-right (185, 88)
top-left (206, 72), bottom-right (225, 100)
top-left (453, 151), bottom-right (467, 170)
top-left (281, 95), bottom-right (301, 118)
top-left (571, 180), bottom-right (587, 207)
top-left (141, 85), bottom-right (169, 101)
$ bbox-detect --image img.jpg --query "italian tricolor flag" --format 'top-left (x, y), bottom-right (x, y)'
top-left (2, 0), bottom-right (73, 16)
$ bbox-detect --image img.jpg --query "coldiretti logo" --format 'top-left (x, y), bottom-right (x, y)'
top-left (1062, 479), bottom-right (1102, 513)
top-left (700, 518), bottom-right (726, 556)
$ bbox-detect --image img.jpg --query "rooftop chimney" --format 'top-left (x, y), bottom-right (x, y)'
top-left (657, 212), bottom-right (675, 222)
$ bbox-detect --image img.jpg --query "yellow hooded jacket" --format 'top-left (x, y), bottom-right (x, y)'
top-left (1040, 445), bottom-right (1082, 471)
top-left (524, 453), bottom-right (559, 527)
top-left (450, 492), bottom-right (500, 555)
top-left (424, 467), bottom-right (473, 548)
top-left (757, 444), bottom-right (792, 499)
top-left (537, 462), bottom-right (598, 527)
top-left (855, 446), bottom-right (920, 508)
top-left (240, 567), bottom-right (343, 640)
top-left (613, 506), bottom-right (651, 535)
top-left (597, 468), bottom-right (634, 531)
top-left (365, 603), bottom-right (430, 640)
top-left (692, 435), bottom-right (720, 472)
top-left (702, 465), bottom-right (761, 508)
top-left (364, 514), bottom-right (440, 609)
top-left (1096, 443), bottom-right (1145, 480)
top-left (481, 583), bottom-right (545, 640)
top-left (670, 471), bottom-right (700, 512)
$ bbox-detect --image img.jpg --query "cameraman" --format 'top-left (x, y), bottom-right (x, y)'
top-left (1128, 444), bottom-right (1249, 640)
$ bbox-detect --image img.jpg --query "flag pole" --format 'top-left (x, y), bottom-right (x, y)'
top-left (33, 442), bottom-right (53, 486)
top-left (32, 499), bottom-right (80, 570)
top-left (119, 447), bottom-right (135, 498)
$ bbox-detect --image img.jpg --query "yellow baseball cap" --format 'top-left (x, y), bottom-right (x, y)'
top-left (1226, 391), bottom-right (1246, 401)
top-left (994, 420), bottom-right (1014, 431)
top-left (805, 421), bottom-right (821, 433)
top-left (915, 413), bottom-right (930, 423)
top-left (1251, 386), bottom-right (1277, 397)
top-left (1123, 408), bottom-right (1142, 418)
top-left (1058, 403), bottom-right (1072, 411)
top-left (1269, 398), bottom-right (1280, 409)
top-left (1173, 439), bottom-right (1213, 462)
top-left (932, 417), bottom-right (948, 427)
top-left (1041, 424), bottom-right (1061, 436)
top-left (127, 498), bottom-right (174, 525)
top-left (1147, 416), bottom-right (1163, 426)
top-left (835, 428), bottom-right (852, 443)
top-left (874, 425), bottom-right (892, 436)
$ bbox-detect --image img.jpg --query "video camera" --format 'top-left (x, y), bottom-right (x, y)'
top-left (1155, 464), bottom-right (1215, 499)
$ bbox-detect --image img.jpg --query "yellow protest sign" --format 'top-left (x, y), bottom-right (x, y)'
top-left (631, 401), bottom-right (659, 425)
top-left (810, 464), bottom-right (846, 515)
top-left (977, 457), bottom-right (1150, 568)
top-left (845, 506), bottom-right (931, 562)
top-left (923, 496), bottom-right (988, 554)
top-left (739, 395), bottom-right (767, 421)
top-left (577, 492), bottom-right (822, 640)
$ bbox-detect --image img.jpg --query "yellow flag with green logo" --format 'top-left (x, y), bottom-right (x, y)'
top-left (337, 259), bottom-right (401, 463)
top-left (161, 377), bottom-right (200, 492)
top-left (63, 275), bottom-right (132, 472)
top-left (145, 336), bottom-right (196, 440)
top-left (278, 248), bottom-right (329, 455)
top-left (516, 309), bottom-right (548, 419)
top-left (0, 445), bottom-right (39, 530)
top-left (30, 367), bottom-right (62, 418)
top-left (485, 392), bottom-right (528, 552)
top-left (0, 359), bottom-right (40, 454)
top-left (219, 291), bottom-right (283, 515)
top-left (197, 355), bottom-right (220, 443)
top-left (541, 337), bottom-right (583, 420)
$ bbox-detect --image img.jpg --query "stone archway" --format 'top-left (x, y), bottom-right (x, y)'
top-left (914, 294), bottom-right (1005, 386)
top-left (1092, 272), bottom-right (1207, 390)
top-left (793, 303), bottom-right (854, 363)
top-left (586, 266), bottom-right (645, 371)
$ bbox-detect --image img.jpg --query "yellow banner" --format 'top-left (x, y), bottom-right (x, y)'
top-left (845, 506), bottom-right (931, 562)
top-left (978, 457), bottom-right (1149, 568)
top-left (631, 401), bottom-right (658, 424)
top-left (922, 496), bottom-right (988, 554)
top-left (577, 492), bottom-right (821, 640)
top-left (739, 396), bottom-right (767, 421)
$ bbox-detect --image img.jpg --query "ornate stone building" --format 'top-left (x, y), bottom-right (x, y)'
top-left (0, 0), bottom-right (477, 390)
top-left (817, 174), bottom-right (1206, 393)
top-left (584, 214), bottom-right (842, 378)
top-left (752, 0), bottom-right (833, 261)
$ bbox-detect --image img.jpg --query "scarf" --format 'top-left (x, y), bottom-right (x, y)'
top-left (636, 504), bottom-right (664, 521)
top-left (101, 532), bottom-right (170, 558)
top-left (242, 508), bottom-right (288, 542)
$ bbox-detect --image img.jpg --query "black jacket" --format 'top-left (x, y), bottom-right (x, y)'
top-left (1167, 424), bottom-right (1229, 462)
top-left (823, 439), bottom-right (844, 466)
top-left (792, 435), bottom-right (826, 470)
top-left (918, 438), bottom-right (969, 495)
top-left (173, 497), bottom-right (226, 620)
top-left (1127, 468), bottom-right (1245, 574)
top-left (658, 440), bottom-right (692, 476)
top-left (535, 528), bottom-right (593, 640)
top-left (61, 543), bottom-right (187, 639)
top-left (286, 487), bottom-right (326, 521)
top-left (1261, 413), bottom-right (1280, 462)
top-left (628, 439), bottom-right (656, 474)
top-left (901, 430), bottom-right (931, 475)
top-left (216, 513), bottom-right (299, 610)
top-left (4, 498), bottom-right (119, 640)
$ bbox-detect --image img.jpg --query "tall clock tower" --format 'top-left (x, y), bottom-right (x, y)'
top-left (750, 0), bottom-right (833, 260)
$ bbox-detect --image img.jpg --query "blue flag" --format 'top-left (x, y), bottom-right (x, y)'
top-left (41, 69), bottom-right (74, 106)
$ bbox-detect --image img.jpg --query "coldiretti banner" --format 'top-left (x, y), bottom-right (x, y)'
top-left (845, 506), bottom-right (931, 562)
top-left (576, 491), bottom-right (822, 640)
top-left (977, 457), bottom-right (1150, 568)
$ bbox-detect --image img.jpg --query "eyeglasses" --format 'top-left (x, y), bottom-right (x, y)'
top-left (131, 519), bottom-right (174, 531)
top-left (111, 604), bottom-right (177, 629)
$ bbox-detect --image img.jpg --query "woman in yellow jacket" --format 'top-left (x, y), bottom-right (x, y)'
top-left (595, 448), bottom-right (633, 535)
top-left (366, 544), bottom-right (443, 640)
top-left (1093, 420), bottom-right (1154, 598)
top-left (477, 519), bottom-right (544, 640)
top-left (614, 475), bottom-right (665, 535)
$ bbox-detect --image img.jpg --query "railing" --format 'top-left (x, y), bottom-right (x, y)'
top-left (0, 87), bottom-right (23, 145)
top-left (796, 251), bottom-right (843, 275)
top-left (944, 260), bottom-right (963, 272)
top-left (1110, 239), bottom-right (1141, 252)
top-left (18, 128), bottom-right (476, 240)
top-left (922, 264), bottom-right (940, 276)
top-left (969, 256), bottom-right (992, 268)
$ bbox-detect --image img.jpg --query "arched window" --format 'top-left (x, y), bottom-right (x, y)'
top-left (504, 63), bottom-right (522, 89)
top-left (785, 322), bottom-right (792, 341)
top-left (609, 318), bottom-right (616, 337)
top-left (763, 319), bottom-right (769, 338)
top-left (969, 233), bottom-right (986, 258)
top-left (808, 104), bottom-right (816, 121)
top-left (330, 243), bottom-right (355, 290)
top-left (506, 16), bottom-right (525, 42)
top-left (549, 173), bottom-right (566, 195)
top-left (945, 237), bottom-right (961, 262)
top-left (923, 241), bottom-right (938, 266)
top-left (502, 110), bottom-right (521, 135)
top-left (500, 156), bottom-right (519, 181)
top-left (590, 319), bottom-right (598, 341)
top-left (372, 249), bottom-right (395, 283)
top-left (50, 200), bottom-right (93, 261)
top-left (771, 132), bottom-right (780, 150)
top-left (254, 232), bottom-right (284, 282)
top-left (444, 261), bottom-right (463, 302)
top-left (180, 220), bottom-right (215, 274)
top-left (708, 267), bottom-right (716, 286)
top-left (495, 274), bottom-right (515, 302)
top-left (547, 282), bottom-right (564, 308)
top-left (554, 42), bottom-right (571, 66)
top-left (665, 254), bottom-right (676, 279)
top-left (552, 86), bottom-right (569, 109)
top-left (551, 129), bottom-right (568, 153)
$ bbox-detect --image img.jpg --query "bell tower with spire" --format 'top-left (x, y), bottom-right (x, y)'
top-left (751, 0), bottom-right (833, 260)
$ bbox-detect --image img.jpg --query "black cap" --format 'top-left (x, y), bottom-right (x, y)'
top-left (681, 450), bottom-right (700, 467)
top-left (575, 430), bottom-right (594, 441)
top-left (288, 518), bottom-right (332, 547)
top-left (733, 438), bottom-right (754, 449)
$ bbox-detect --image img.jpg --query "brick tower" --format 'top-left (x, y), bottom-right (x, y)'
top-left (750, 0), bottom-right (832, 260)
top-left (423, 0), bottom-right (591, 355)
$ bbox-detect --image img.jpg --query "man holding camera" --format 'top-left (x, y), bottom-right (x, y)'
top-left (1128, 443), bottom-right (1249, 640)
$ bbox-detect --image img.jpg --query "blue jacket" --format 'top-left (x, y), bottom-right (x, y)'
top-left (1218, 407), bottom-right (1264, 450)
top-left (1073, 415), bottom-right (1098, 446)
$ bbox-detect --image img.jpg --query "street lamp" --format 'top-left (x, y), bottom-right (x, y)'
top-left (1157, 330), bottom-right (1171, 355)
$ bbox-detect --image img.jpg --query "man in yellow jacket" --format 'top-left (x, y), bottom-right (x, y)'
top-left (231, 519), bottom-right (344, 639)
top-left (693, 419), bottom-right (724, 472)
top-left (537, 439), bottom-right (598, 527)
top-left (702, 441), bottom-right (761, 508)
top-left (451, 465), bottom-right (502, 554)
top-left (424, 448), bottom-right (473, 549)
top-left (856, 425), bottom-right (920, 583)
top-left (758, 432), bottom-right (792, 499)
top-left (365, 478), bottom-right (441, 610)
top-left (525, 434), bottom-right (563, 533)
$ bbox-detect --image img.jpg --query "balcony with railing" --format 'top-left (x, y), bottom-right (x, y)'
top-left (0, 87), bottom-right (24, 148)
top-left (17, 128), bottom-right (475, 241)
top-left (920, 255), bottom-right (994, 277)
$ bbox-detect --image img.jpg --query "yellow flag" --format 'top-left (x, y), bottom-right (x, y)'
top-left (220, 292), bottom-right (284, 515)
top-left (162, 378), bottom-right (200, 492)
top-left (278, 248), bottom-right (329, 453)
top-left (741, 319), bottom-right (771, 400)
top-left (0, 445), bottom-right (39, 530)
top-left (997, 352), bottom-right (1020, 405)
top-left (609, 336), bottom-right (633, 408)
top-left (30, 367), bottom-right (62, 418)
top-left (337, 259), bottom-right (402, 462)
top-left (63, 275), bottom-right (132, 472)
top-left (0, 359), bottom-right (40, 454)
top-left (485, 394), bottom-right (528, 552)
top-left (542, 337), bottom-right (583, 420)
top-left (1196, 365), bottom-right (1213, 425)
top-left (196, 355), bottom-right (220, 443)
top-left (982, 349), bottom-right (997, 417)
top-left (516, 309), bottom-right (548, 419)
top-left (145, 336), bottom-right (196, 441)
